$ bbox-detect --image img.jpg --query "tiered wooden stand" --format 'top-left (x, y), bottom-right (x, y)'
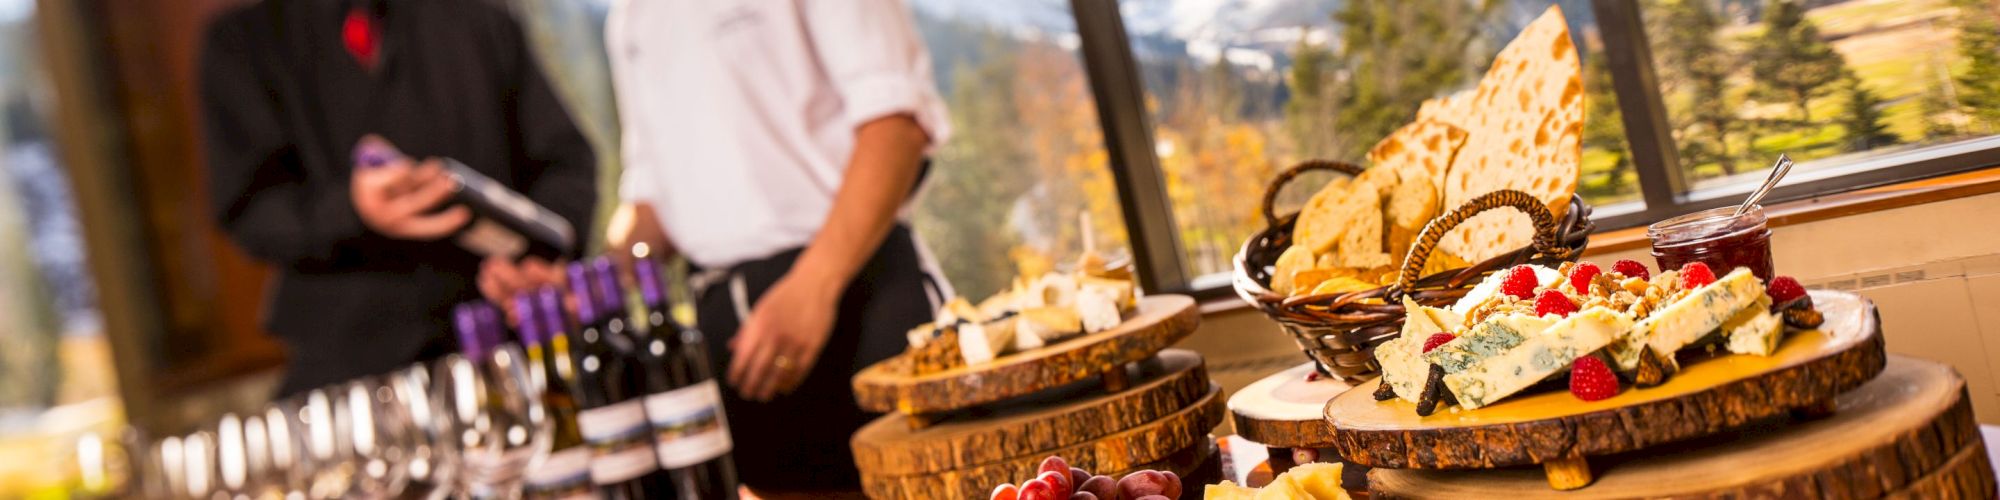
top-left (1227, 361), bottom-right (1370, 489)
top-left (851, 295), bottom-right (1218, 499)
top-left (1326, 291), bottom-right (1987, 494)
top-left (1369, 355), bottom-right (1994, 498)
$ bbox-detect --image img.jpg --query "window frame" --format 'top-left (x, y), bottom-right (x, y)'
top-left (1065, 0), bottom-right (2000, 296)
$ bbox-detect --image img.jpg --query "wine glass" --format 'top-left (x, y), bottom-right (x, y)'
top-left (180, 429), bottom-right (219, 499)
top-left (338, 377), bottom-right (418, 498)
top-left (433, 346), bottom-right (550, 498)
top-left (393, 362), bottom-right (457, 499)
top-left (215, 412), bottom-right (252, 497)
top-left (262, 398), bottom-right (312, 498)
top-left (293, 386), bottom-right (358, 499)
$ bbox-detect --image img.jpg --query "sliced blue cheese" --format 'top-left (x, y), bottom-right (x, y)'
top-left (1450, 265), bottom-right (1563, 315)
top-left (1440, 307), bottom-right (1632, 409)
top-left (1423, 314), bottom-right (1557, 374)
top-left (1724, 298), bottom-right (1783, 356)
top-left (1376, 298), bottom-right (1469, 403)
top-left (1639, 267), bottom-right (1765, 358)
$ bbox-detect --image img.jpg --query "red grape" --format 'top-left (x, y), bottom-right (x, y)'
top-left (1068, 493), bottom-right (1098, 500)
top-left (1038, 455), bottom-right (1070, 477)
top-left (1070, 467), bottom-right (1091, 490)
top-left (1117, 470), bottom-right (1169, 498)
top-left (1078, 475), bottom-right (1118, 500)
top-left (1133, 496), bottom-right (1171, 500)
top-left (1160, 471), bottom-right (1182, 499)
top-left (992, 483), bottom-right (1020, 500)
top-left (1020, 478), bottom-right (1057, 500)
top-left (1038, 470), bottom-right (1072, 498)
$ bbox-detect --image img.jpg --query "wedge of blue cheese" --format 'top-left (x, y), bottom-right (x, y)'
top-left (1376, 299), bottom-right (1467, 403)
top-left (1433, 308), bottom-right (1630, 409)
top-left (1638, 267), bottom-right (1765, 358)
top-left (1423, 314), bottom-right (1557, 375)
top-left (1724, 297), bottom-right (1783, 356)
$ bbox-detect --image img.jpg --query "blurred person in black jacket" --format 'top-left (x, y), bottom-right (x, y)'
top-left (199, 0), bottom-right (596, 395)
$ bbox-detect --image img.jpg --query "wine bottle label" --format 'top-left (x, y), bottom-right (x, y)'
top-left (523, 447), bottom-right (599, 499)
top-left (575, 401), bottom-right (659, 484)
top-left (642, 380), bottom-right (734, 469)
top-left (456, 217), bottom-right (529, 258)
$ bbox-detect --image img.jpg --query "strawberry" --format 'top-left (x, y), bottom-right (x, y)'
top-left (1681, 262), bottom-right (1717, 288)
top-left (1568, 262), bottom-right (1601, 293)
top-left (1768, 276), bottom-right (1806, 303)
top-left (1569, 356), bottom-right (1620, 401)
top-left (1422, 332), bottom-right (1456, 353)
top-left (1500, 265), bottom-right (1539, 299)
top-left (1612, 259), bottom-right (1650, 280)
top-left (1535, 289), bottom-right (1578, 318)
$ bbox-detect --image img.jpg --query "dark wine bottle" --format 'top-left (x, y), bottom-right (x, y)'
top-left (352, 137), bottom-right (575, 259)
top-left (631, 256), bottom-right (740, 499)
top-left (519, 290), bottom-right (599, 499)
top-left (586, 258), bottom-right (686, 498)
top-left (563, 263), bottom-right (665, 499)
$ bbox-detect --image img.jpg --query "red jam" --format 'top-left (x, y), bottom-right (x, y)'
top-left (1647, 205), bottom-right (1774, 282)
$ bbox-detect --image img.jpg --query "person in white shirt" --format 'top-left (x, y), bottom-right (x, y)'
top-left (603, 0), bottom-right (950, 492)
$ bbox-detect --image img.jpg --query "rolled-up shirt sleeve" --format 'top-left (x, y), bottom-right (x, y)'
top-left (800, 0), bottom-right (952, 150)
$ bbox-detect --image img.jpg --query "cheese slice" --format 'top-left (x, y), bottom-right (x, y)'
top-left (1639, 267), bottom-right (1765, 357)
top-left (1423, 313), bottom-right (1558, 374)
top-left (1016, 306), bottom-right (1083, 344)
top-left (1725, 304), bottom-right (1784, 356)
top-left (906, 322), bottom-right (939, 349)
top-left (957, 318), bottom-right (1019, 366)
top-left (1441, 307), bottom-right (1631, 409)
top-left (1377, 298), bottom-right (1468, 403)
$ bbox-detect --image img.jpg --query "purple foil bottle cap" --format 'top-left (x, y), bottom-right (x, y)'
top-left (535, 286), bottom-right (565, 343)
top-left (474, 303), bottom-right (505, 350)
top-left (566, 262), bottom-right (597, 325)
top-left (634, 257), bottom-right (667, 308)
top-left (513, 293), bottom-right (541, 346)
top-left (454, 303), bottom-right (484, 357)
top-left (589, 257), bottom-right (624, 315)
top-left (351, 136), bottom-right (404, 169)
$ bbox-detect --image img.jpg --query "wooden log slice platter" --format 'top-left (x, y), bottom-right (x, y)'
top-left (851, 350), bottom-right (1211, 475)
top-left (853, 294), bottom-right (1200, 416)
top-left (1229, 361), bottom-right (1352, 449)
top-left (1328, 290), bottom-right (1884, 486)
top-left (859, 383), bottom-right (1225, 500)
top-left (1367, 355), bottom-right (1992, 498)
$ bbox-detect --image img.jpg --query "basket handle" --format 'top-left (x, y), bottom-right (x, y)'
top-left (1260, 160), bottom-right (1367, 228)
top-left (1389, 190), bottom-right (1571, 301)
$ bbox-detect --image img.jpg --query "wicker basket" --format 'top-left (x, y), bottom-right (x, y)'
top-left (1232, 160), bottom-right (1596, 380)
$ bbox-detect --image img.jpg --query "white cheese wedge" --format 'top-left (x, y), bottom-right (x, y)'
top-left (1026, 273), bottom-right (1078, 308)
top-left (976, 290), bottom-right (1021, 320)
top-left (1441, 307), bottom-right (1632, 409)
top-left (1725, 307), bottom-right (1784, 356)
top-left (1011, 318), bottom-right (1046, 351)
top-left (1639, 267), bottom-right (1765, 359)
top-left (1423, 313), bottom-right (1558, 374)
top-left (1375, 298), bottom-right (1469, 403)
top-left (1450, 265), bottom-right (1562, 315)
top-left (957, 318), bottom-right (1019, 366)
top-left (907, 322), bottom-right (938, 349)
top-left (936, 297), bottom-right (983, 326)
top-left (1016, 306), bottom-right (1083, 344)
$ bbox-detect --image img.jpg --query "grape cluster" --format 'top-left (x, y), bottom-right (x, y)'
top-left (991, 455), bottom-right (1185, 500)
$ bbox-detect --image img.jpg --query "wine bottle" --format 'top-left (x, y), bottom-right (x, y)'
top-left (586, 258), bottom-right (685, 498)
top-left (631, 256), bottom-right (740, 499)
top-left (352, 136), bottom-right (575, 259)
top-left (564, 263), bottom-right (667, 499)
top-left (456, 303), bottom-right (536, 496)
top-left (519, 290), bottom-right (601, 500)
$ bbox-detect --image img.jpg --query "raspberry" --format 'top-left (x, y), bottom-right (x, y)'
top-left (1612, 259), bottom-right (1650, 280)
top-left (1568, 262), bottom-right (1601, 293)
top-left (1569, 356), bottom-right (1620, 401)
top-left (1535, 289), bottom-right (1578, 317)
top-left (1422, 332), bottom-right (1456, 353)
top-left (1681, 262), bottom-right (1717, 288)
top-left (1500, 265), bottom-right (1539, 299)
top-left (1768, 276), bottom-right (1806, 303)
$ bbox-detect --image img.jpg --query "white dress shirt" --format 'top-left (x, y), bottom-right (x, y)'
top-left (607, 0), bottom-right (952, 270)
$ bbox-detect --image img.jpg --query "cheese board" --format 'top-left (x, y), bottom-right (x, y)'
top-left (1366, 355), bottom-right (1992, 498)
top-left (852, 294), bottom-right (1199, 419)
top-left (1228, 361), bottom-right (1351, 449)
top-left (850, 350), bottom-right (1211, 476)
top-left (857, 381), bottom-right (1224, 499)
top-left (1327, 290), bottom-right (1885, 489)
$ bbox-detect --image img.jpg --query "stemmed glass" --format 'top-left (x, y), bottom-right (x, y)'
top-left (394, 362), bottom-right (459, 499)
top-left (434, 302), bottom-right (553, 498)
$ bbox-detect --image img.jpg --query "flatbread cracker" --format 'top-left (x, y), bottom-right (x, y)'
top-left (1294, 177), bottom-right (1352, 253)
top-left (1368, 120), bottom-right (1467, 230)
top-left (1271, 245), bottom-right (1315, 295)
top-left (1436, 6), bottom-right (1584, 263)
top-left (1328, 184), bottom-right (1389, 268)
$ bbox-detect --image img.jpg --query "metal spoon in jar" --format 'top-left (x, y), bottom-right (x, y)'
top-left (1735, 154), bottom-right (1795, 217)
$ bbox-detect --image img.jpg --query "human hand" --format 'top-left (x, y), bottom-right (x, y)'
top-left (351, 140), bottom-right (468, 241)
top-left (605, 201), bottom-right (673, 273)
top-left (478, 256), bottom-right (566, 324)
top-left (727, 270), bottom-right (841, 401)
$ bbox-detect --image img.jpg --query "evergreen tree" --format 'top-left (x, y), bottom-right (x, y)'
top-left (1580, 52), bottom-right (1634, 197)
top-left (1837, 75), bottom-right (1897, 152)
top-left (1653, 0), bottom-right (1745, 175)
top-left (1748, 0), bottom-right (1846, 123)
top-left (1954, 0), bottom-right (2000, 133)
top-left (1918, 58), bottom-right (1963, 140)
top-left (1284, 35), bottom-right (1342, 161)
top-left (1284, 0), bottom-right (1497, 162)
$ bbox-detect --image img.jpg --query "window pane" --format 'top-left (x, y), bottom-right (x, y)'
top-left (1122, 0), bottom-right (1637, 281)
top-left (908, 0), bottom-right (1132, 300)
top-left (1643, 0), bottom-right (2000, 198)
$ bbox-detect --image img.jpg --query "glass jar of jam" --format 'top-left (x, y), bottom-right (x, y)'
top-left (1647, 205), bottom-right (1774, 282)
